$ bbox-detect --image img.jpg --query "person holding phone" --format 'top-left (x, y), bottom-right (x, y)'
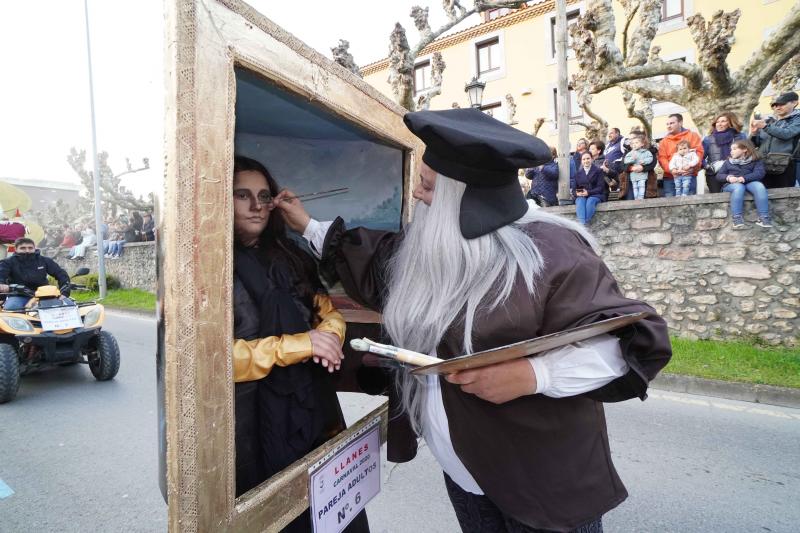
top-left (571, 152), bottom-right (607, 225)
top-left (750, 91), bottom-right (800, 189)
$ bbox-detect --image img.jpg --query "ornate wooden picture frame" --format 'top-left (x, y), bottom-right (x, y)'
top-left (158, 1), bottom-right (422, 530)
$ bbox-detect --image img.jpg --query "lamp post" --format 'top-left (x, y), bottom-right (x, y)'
top-left (465, 76), bottom-right (486, 109)
top-left (83, 0), bottom-right (107, 299)
top-left (555, 0), bottom-right (571, 203)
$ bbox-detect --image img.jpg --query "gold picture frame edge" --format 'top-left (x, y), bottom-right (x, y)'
top-left (163, 1), bottom-right (420, 531)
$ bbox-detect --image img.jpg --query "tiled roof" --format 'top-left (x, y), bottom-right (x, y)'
top-left (360, 0), bottom-right (579, 76)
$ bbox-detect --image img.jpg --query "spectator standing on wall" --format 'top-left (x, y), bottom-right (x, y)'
top-left (525, 146), bottom-right (574, 207)
top-left (125, 211), bottom-right (143, 243)
top-left (716, 139), bottom-right (771, 229)
top-left (668, 140), bottom-right (700, 197)
top-left (571, 152), bottom-right (606, 225)
top-left (621, 130), bottom-right (659, 200)
top-left (750, 91), bottom-right (800, 189)
top-left (657, 114), bottom-right (704, 197)
top-left (623, 136), bottom-right (654, 200)
top-left (604, 128), bottom-right (625, 167)
top-left (702, 112), bottom-right (746, 193)
top-left (142, 212), bottom-right (155, 241)
top-left (589, 140), bottom-right (620, 199)
top-left (572, 138), bottom-right (588, 170)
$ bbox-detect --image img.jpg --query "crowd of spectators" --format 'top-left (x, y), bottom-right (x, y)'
top-left (48, 210), bottom-right (156, 260)
top-left (523, 91), bottom-right (800, 227)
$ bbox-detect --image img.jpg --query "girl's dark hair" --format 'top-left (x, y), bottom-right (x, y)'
top-left (233, 155), bottom-right (321, 311)
top-left (731, 139), bottom-right (761, 161)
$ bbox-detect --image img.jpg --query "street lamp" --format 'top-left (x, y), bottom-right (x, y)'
top-left (464, 76), bottom-right (486, 108)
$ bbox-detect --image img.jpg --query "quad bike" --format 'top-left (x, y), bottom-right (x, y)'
top-left (0, 268), bottom-right (120, 403)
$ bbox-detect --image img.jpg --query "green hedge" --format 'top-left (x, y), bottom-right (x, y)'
top-left (49, 273), bottom-right (121, 291)
top-left (70, 273), bottom-right (121, 291)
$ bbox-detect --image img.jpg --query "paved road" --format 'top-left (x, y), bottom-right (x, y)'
top-left (1, 314), bottom-right (798, 532)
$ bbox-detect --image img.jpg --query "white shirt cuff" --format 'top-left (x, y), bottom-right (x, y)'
top-left (301, 219), bottom-right (333, 259)
top-left (528, 334), bottom-right (628, 398)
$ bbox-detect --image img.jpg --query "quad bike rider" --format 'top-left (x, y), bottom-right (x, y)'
top-left (0, 237), bottom-right (120, 403)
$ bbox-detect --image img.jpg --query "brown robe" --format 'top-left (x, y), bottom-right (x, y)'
top-left (320, 217), bottom-right (672, 532)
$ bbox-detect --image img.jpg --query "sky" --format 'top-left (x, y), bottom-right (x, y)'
top-left (0, 1), bottom-right (483, 198)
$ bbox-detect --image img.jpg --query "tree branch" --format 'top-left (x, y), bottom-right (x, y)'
top-left (580, 101), bottom-right (608, 139)
top-left (622, 90), bottom-right (653, 140)
top-left (412, 1), bottom-right (527, 56)
top-left (331, 39), bottom-right (361, 77)
top-left (416, 52), bottom-right (446, 110)
top-left (532, 117), bottom-right (546, 136)
top-left (388, 23), bottom-right (415, 111)
top-left (624, 0), bottom-right (661, 67)
top-left (686, 9), bottom-right (740, 93)
top-left (737, 2), bottom-right (800, 92)
top-left (620, 79), bottom-right (686, 105)
top-left (410, 6), bottom-right (433, 43)
top-left (771, 54), bottom-right (800, 94)
top-left (620, 1), bottom-right (639, 63)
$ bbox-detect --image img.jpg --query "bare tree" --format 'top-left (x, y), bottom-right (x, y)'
top-left (532, 117), bottom-right (546, 136)
top-left (570, 0), bottom-right (800, 132)
top-left (771, 54), bottom-right (800, 94)
top-left (67, 148), bottom-right (153, 216)
top-left (382, 1), bottom-right (528, 111)
top-left (331, 40), bottom-right (362, 77)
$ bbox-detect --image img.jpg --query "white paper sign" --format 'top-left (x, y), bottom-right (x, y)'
top-left (38, 306), bottom-right (83, 331)
top-left (309, 418), bottom-right (381, 533)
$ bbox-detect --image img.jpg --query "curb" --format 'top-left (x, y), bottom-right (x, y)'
top-left (104, 307), bottom-right (156, 320)
top-left (651, 373), bottom-right (800, 410)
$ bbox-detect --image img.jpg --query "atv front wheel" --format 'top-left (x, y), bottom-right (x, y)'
top-left (0, 343), bottom-right (20, 403)
top-left (89, 331), bottom-right (120, 381)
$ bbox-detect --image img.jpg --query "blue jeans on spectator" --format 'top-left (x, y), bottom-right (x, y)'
top-left (674, 175), bottom-right (693, 196)
top-left (632, 180), bottom-right (647, 200)
top-left (689, 175), bottom-right (697, 195)
top-left (107, 240), bottom-right (125, 257)
top-left (575, 196), bottom-right (601, 225)
top-left (722, 182), bottom-right (770, 219)
top-left (662, 179), bottom-right (675, 197)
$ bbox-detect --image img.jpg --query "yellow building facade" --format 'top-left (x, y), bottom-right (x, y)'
top-left (362, 0), bottom-right (797, 146)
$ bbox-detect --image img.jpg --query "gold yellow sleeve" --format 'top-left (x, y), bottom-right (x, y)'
top-left (232, 294), bottom-right (346, 383)
top-left (233, 333), bottom-right (313, 383)
top-left (312, 293), bottom-right (346, 347)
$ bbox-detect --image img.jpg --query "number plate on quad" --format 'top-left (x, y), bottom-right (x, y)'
top-left (38, 307), bottom-right (83, 331)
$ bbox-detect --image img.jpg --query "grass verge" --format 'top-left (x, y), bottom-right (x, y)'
top-left (668, 337), bottom-right (800, 389)
top-left (72, 288), bottom-right (156, 313)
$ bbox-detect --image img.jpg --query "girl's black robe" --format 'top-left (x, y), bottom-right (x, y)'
top-left (233, 245), bottom-right (369, 533)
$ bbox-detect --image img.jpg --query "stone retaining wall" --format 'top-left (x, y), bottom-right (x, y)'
top-left (46, 241), bottom-right (156, 292)
top-left (547, 189), bottom-right (800, 347)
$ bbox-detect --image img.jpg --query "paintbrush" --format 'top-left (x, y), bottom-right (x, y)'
top-left (282, 187), bottom-right (349, 202)
top-left (350, 338), bottom-right (443, 367)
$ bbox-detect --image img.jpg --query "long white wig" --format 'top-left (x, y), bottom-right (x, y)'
top-left (381, 174), bottom-right (596, 432)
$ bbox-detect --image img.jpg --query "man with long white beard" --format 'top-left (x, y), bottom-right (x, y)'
top-left (274, 109), bottom-right (671, 533)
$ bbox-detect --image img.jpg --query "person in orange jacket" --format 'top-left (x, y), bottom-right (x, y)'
top-left (657, 113), bottom-right (704, 197)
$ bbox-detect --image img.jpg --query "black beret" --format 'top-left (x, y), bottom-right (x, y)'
top-left (403, 109), bottom-right (552, 239)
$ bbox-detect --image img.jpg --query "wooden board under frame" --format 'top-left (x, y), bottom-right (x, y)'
top-left (159, 1), bottom-right (423, 530)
